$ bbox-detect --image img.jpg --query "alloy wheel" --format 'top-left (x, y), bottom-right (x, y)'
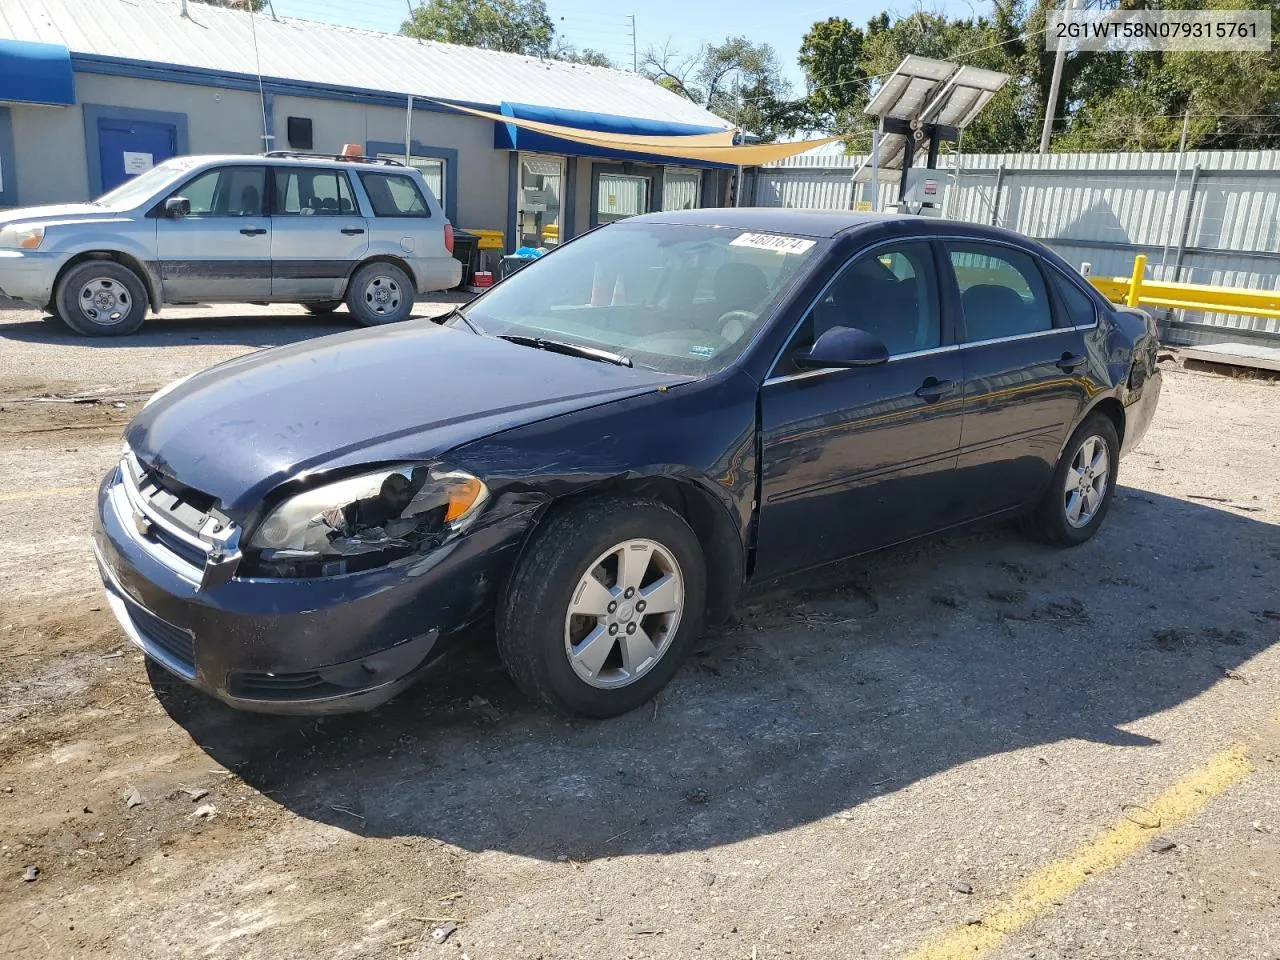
top-left (78, 278), bottom-right (131, 326)
top-left (563, 538), bottom-right (685, 689)
top-left (1064, 434), bottom-right (1109, 528)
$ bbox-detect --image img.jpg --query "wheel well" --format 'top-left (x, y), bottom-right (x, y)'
top-left (349, 255), bottom-right (417, 293)
top-left (51, 251), bottom-right (160, 311)
top-left (546, 478), bottom-right (746, 625)
top-left (1090, 397), bottom-right (1125, 446)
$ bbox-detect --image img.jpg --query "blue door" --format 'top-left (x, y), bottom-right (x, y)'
top-left (97, 118), bottom-right (178, 194)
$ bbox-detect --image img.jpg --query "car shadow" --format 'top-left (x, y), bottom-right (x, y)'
top-left (0, 297), bottom-right (470, 351)
top-left (153, 487), bottom-right (1279, 861)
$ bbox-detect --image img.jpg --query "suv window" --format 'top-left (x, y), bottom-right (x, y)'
top-left (777, 241), bottom-right (940, 374)
top-left (274, 168), bottom-right (357, 216)
top-left (169, 166), bottom-right (266, 217)
top-left (359, 172), bottom-right (429, 217)
top-left (947, 242), bottom-right (1052, 341)
top-left (1046, 266), bottom-right (1099, 328)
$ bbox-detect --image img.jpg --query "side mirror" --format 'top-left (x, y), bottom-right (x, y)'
top-left (796, 326), bottom-right (889, 369)
top-left (164, 197), bottom-right (190, 219)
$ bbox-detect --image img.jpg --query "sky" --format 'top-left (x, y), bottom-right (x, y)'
top-left (265, 0), bottom-right (979, 94)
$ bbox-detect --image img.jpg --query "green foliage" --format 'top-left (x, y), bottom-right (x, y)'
top-left (641, 37), bottom-right (797, 141)
top-left (795, 0), bottom-right (1280, 153)
top-left (189, 0), bottom-right (268, 10)
top-left (401, 0), bottom-right (554, 57)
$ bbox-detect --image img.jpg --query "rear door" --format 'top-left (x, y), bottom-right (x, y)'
top-left (755, 240), bottom-right (964, 578)
top-left (269, 165), bottom-right (369, 300)
top-left (155, 164), bottom-right (271, 302)
top-left (944, 240), bottom-right (1101, 518)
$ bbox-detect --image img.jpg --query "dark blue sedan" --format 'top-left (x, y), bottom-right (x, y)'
top-left (92, 209), bottom-right (1162, 718)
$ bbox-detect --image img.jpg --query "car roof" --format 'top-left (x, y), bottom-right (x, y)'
top-left (171, 153), bottom-right (413, 171)
top-left (633, 207), bottom-right (1039, 247)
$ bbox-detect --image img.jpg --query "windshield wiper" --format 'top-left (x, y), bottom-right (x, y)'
top-left (498, 334), bottom-right (633, 367)
top-left (439, 306), bottom-right (482, 334)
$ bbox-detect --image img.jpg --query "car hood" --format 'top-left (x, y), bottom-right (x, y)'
top-left (126, 321), bottom-right (690, 515)
top-left (0, 203), bottom-right (120, 227)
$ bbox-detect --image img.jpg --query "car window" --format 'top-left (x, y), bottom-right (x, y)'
top-left (359, 172), bottom-right (429, 217)
top-left (777, 242), bottom-right (940, 374)
top-left (1046, 266), bottom-right (1099, 328)
top-left (459, 221), bottom-right (825, 376)
top-left (274, 168), bottom-right (357, 216)
top-left (169, 166), bottom-right (266, 217)
top-left (947, 242), bottom-right (1052, 341)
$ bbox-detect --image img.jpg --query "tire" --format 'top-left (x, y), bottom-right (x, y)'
top-left (345, 262), bottom-right (414, 326)
top-left (54, 261), bottom-right (148, 336)
top-left (497, 495), bottom-right (708, 718)
top-left (302, 301), bottom-right (342, 315)
top-left (1024, 413), bottom-right (1120, 547)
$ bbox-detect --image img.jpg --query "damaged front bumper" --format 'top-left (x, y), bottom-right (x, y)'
top-left (92, 464), bottom-right (528, 714)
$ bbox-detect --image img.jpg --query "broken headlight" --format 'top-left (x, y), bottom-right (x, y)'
top-left (243, 463), bottom-right (488, 578)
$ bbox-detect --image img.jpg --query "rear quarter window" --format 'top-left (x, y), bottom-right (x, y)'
top-left (359, 172), bottom-right (430, 218)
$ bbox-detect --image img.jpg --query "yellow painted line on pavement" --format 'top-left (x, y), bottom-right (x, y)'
top-left (0, 484), bottom-right (97, 504)
top-left (905, 745), bottom-right (1253, 960)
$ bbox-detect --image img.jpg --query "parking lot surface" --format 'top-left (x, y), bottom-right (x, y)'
top-left (2, 302), bottom-right (1277, 959)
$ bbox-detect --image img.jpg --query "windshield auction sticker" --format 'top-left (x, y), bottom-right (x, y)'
top-left (730, 233), bottom-right (817, 255)
top-left (1047, 10), bottom-right (1271, 52)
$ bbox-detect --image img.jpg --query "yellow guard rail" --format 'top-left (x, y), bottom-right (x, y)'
top-left (1089, 254), bottom-right (1280, 321)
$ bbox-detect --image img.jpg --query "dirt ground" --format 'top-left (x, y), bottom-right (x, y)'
top-left (1, 302), bottom-right (1277, 960)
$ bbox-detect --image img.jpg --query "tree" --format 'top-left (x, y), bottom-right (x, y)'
top-left (401, 0), bottom-right (554, 57)
top-left (641, 37), bottom-right (798, 141)
top-left (552, 40), bottom-right (614, 68)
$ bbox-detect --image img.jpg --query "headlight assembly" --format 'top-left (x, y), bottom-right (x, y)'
top-left (244, 463), bottom-right (488, 577)
top-left (0, 224), bottom-right (45, 250)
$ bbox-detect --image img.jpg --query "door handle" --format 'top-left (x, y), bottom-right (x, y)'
top-left (239, 227), bottom-right (267, 236)
top-left (1056, 353), bottom-right (1087, 371)
top-left (340, 227), bottom-right (366, 235)
top-left (914, 377), bottom-right (955, 402)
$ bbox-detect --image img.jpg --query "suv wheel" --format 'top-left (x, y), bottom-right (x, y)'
top-left (55, 261), bottom-right (148, 336)
top-left (497, 495), bottom-right (707, 718)
top-left (346, 262), bottom-right (413, 326)
top-left (302, 301), bottom-right (342, 315)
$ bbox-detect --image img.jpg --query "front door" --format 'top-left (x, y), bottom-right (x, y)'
top-left (155, 165), bottom-right (271, 302)
top-left (756, 241), bottom-right (964, 578)
top-left (943, 241), bottom-right (1101, 518)
top-left (517, 154), bottom-right (566, 249)
top-left (97, 117), bottom-right (178, 194)
top-left (269, 166), bottom-right (369, 299)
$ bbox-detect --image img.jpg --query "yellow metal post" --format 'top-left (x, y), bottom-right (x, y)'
top-left (1126, 255), bottom-right (1146, 307)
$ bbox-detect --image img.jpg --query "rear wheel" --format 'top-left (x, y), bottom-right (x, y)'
top-left (302, 301), bottom-right (342, 315)
top-left (1024, 413), bottom-right (1120, 546)
top-left (345, 262), bottom-right (413, 326)
top-left (55, 261), bottom-right (148, 336)
top-left (497, 496), bottom-right (707, 718)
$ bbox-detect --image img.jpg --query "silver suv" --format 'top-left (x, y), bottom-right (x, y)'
top-left (0, 152), bottom-right (462, 335)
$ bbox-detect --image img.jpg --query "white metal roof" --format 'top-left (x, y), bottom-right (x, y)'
top-left (0, 0), bottom-right (730, 129)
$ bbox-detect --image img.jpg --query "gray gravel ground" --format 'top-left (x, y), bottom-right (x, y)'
top-left (0, 302), bottom-right (1276, 960)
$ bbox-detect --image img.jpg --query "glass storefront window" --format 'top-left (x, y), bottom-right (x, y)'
top-left (518, 154), bottom-right (565, 248)
top-left (596, 172), bottom-right (648, 225)
top-left (662, 168), bottom-right (701, 211)
top-left (376, 154), bottom-right (446, 208)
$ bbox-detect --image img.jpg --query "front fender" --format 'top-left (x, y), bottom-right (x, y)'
top-left (46, 221), bottom-right (162, 308)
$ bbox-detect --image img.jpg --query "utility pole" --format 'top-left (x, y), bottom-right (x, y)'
top-left (1039, 0), bottom-right (1079, 154)
top-left (628, 15), bottom-right (637, 72)
top-left (405, 0), bottom-right (421, 42)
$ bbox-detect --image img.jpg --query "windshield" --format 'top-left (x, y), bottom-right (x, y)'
top-left (458, 221), bottom-right (826, 375)
top-left (94, 157), bottom-right (203, 209)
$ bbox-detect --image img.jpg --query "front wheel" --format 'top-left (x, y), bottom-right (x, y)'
top-left (1024, 413), bottom-right (1120, 547)
top-left (345, 262), bottom-right (414, 326)
top-left (54, 261), bottom-right (148, 336)
top-left (497, 496), bottom-right (707, 718)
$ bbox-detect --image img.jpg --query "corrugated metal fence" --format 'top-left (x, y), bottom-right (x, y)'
top-left (752, 150), bottom-right (1280, 345)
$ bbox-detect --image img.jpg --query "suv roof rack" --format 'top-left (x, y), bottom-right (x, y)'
top-left (262, 151), bottom-right (406, 166)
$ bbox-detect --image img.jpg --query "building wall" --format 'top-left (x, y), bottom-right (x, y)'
top-left (9, 73), bottom-right (263, 205)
